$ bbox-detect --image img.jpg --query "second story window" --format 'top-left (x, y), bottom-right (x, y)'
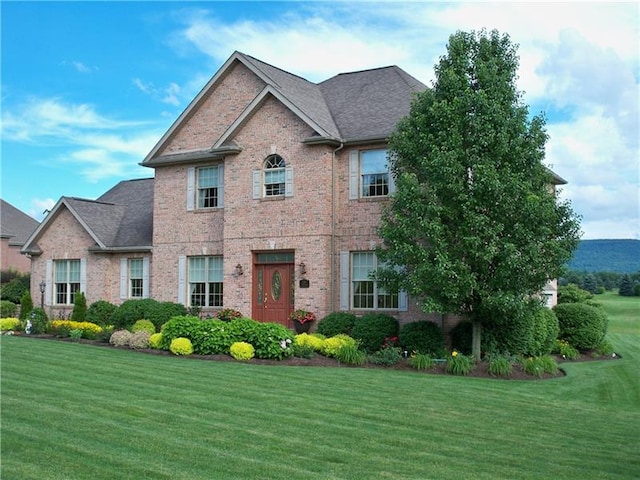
top-left (349, 149), bottom-right (395, 199)
top-left (187, 165), bottom-right (224, 211)
top-left (55, 259), bottom-right (81, 305)
top-left (253, 154), bottom-right (293, 199)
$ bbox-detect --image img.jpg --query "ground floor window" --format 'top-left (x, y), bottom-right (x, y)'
top-left (351, 252), bottom-right (399, 309)
top-left (54, 259), bottom-right (81, 305)
top-left (188, 256), bottom-right (223, 307)
top-left (129, 258), bottom-right (144, 298)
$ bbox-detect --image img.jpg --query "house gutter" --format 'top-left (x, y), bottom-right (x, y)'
top-left (330, 141), bottom-right (344, 313)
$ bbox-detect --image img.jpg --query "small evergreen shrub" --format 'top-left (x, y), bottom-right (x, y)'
top-left (558, 284), bottom-right (593, 304)
top-left (230, 342), bottom-right (255, 361)
top-left (410, 353), bottom-right (436, 370)
top-left (446, 351), bottom-right (474, 376)
top-left (110, 299), bottom-right (187, 331)
top-left (129, 330), bottom-right (151, 349)
top-left (19, 291), bottom-right (33, 320)
top-left (398, 321), bottom-right (444, 356)
top-left (554, 302), bottom-right (608, 350)
top-left (170, 337), bottom-right (193, 355)
top-left (149, 332), bottom-right (163, 349)
top-left (317, 312), bottom-right (356, 337)
top-left (351, 313), bottom-right (399, 353)
top-left (26, 308), bottom-right (48, 334)
top-left (368, 347), bottom-right (403, 366)
top-left (0, 301), bottom-right (17, 318)
top-left (71, 292), bottom-right (87, 322)
top-left (334, 343), bottom-right (366, 366)
top-left (0, 317), bottom-right (20, 332)
top-left (131, 319), bottom-right (156, 334)
top-left (86, 300), bottom-right (117, 327)
top-left (322, 334), bottom-right (357, 358)
top-left (110, 330), bottom-right (132, 347)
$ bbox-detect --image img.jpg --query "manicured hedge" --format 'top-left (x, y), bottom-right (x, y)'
top-left (398, 321), bottom-right (444, 356)
top-left (351, 313), bottom-right (399, 353)
top-left (553, 302), bottom-right (608, 350)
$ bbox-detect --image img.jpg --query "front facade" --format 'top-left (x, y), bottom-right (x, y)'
top-left (22, 51), bottom-right (563, 330)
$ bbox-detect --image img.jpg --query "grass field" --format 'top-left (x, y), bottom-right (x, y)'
top-left (1, 294), bottom-right (638, 480)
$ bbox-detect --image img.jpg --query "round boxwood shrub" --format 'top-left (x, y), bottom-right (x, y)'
top-left (110, 299), bottom-right (188, 331)
top-left (317, 312), bottom-right (357, 337)
top-left (553, 302), bottom-right (608, 350)
top-left (0, 300), bottom-right (17, 318)
top-left (86, 300), bottom-right (117, 327)
top-left (398, 321), bottom-right (444, 356)
top-left (351, 313), bottom-right (399, 353)
top-left (131, 319), bottom-right (156, 334)
top-left (170, 337), bottom-right (193, 355)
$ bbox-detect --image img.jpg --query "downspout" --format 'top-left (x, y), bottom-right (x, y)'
top-left (330, 142), bottom-right (344, 312)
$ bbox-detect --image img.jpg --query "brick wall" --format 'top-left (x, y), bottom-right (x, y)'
top-left (1, 239), bottom-right (31, 273)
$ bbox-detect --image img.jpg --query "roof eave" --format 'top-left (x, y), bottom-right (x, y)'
top-left (141, 146), bottom-right (242, 167)
top-left (88, 245), bottom-right (153, 253)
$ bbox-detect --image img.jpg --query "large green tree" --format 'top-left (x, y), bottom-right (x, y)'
top-left (377, 30), bottom-right (581, 358)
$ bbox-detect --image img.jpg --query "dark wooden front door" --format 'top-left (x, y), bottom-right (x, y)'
top-left (252, 263), bottom-right (294, 326)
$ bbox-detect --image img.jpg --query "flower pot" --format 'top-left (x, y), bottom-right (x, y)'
top-left (293, 320), bottom-right (312, 334)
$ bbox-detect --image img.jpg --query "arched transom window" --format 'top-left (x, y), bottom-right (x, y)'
top-left (264, 154), bottom-right (286, 196)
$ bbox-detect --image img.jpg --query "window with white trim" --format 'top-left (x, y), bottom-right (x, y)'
top-left (351, 252), bottom-right (399, 309)
top-left (187, 165), bottom-right (224, 211)
top-left (188, 256), bottom-right (223, 307)
top-left (252, 155), bottom-right (293, 199)
top-left (129, 258), bottom-right (144, 298)
top-left (54, 259), bottom-right (81, 305)
top-left (349, 149), bottom-right (394, 199)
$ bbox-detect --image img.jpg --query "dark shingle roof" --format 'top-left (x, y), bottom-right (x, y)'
top-left (0, 199), bottom-right (39, 246)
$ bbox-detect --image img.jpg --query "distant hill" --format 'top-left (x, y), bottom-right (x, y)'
top-left (566, 239), bottom-right (640, 273)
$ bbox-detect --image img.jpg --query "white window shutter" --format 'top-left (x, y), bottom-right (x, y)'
top-left (349, 150), bottom-right (359, 200)
top-left (80, 258), bottom-right (87, 294)
top-left (178, 255), bottom-right (186, 305)
top-left (187, 167), bottom-right (195, 211)
top-left (252, 170), bottom-right (262, 199)
top-left (45, 259), bottom-right (53, 306)
top-left (142, 257), bottom-right (150, 299)
top-left (339, 251), bottom-right (350, 311)
top-left (217, 164), bottom-right (224, 208)
top-left (388, 166), bottom-right (396, 195)
top-left (120, 258), bottom-right (128, 299)
top-left (398, 290), bottom-right (408, 312)
top-left (285, 167), bottom-right (294, 197)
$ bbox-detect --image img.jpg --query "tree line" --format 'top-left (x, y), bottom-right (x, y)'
top-left (560, 270), bottom-right (640, 296)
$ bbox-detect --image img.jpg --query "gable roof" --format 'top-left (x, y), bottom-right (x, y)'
top-left (21, 178), bottom-right (154, 255)
top-left (142, 51), bottom-right (426, 166)
top-left (0, 199), bottom-right (39, 246)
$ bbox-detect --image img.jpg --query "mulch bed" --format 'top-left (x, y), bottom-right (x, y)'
top-left (20, 333), bottom-right (621, 381)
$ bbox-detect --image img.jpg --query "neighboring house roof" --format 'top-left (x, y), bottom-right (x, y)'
top-left (21, 178), bottom-right (154, 255)
top-left (143, 51), bottom-right (427, 166)
top-left (0, 199), bottom-right (39, 246)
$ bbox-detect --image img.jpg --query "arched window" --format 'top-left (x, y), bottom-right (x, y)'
top-left (263, 154), bottom-right (286, 196)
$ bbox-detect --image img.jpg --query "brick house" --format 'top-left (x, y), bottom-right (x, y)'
top-left (22, 51), bottom-right (563, 329)
top-left (1, 199), bottom-right (39, 274)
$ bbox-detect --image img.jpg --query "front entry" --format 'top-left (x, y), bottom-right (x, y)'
top-left (252, 254), bottom-right (294, 327)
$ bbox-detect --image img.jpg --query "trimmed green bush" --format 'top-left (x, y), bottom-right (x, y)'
top-left (238, 321), bottom-right (293, 360)
top-left (0, 301), bottom-right (17, 318)
top-left (170, 337), bottom-right (193, 355)
top-left (26, 308), bottom-right (48, 334)
top-left (131, 319), bottom-right (156, 334)
top-left (557, 284), bottom-right (593, 304)
top-left (351, 313), bottom-right (399, 353)
top-left (86, 300), bottom-right (117, 327)
top-left (553, 302), bottom-right (608, 350)
top-left (317, 312), bottom-right (357, 337)
top-left (398, 321), bottom-right (444, 356)
top-left (0, 274), bottom-right (30, 304)
top-left (528, 308), bottom-right (560, 356)
top-left (110, 299), bottom-right (187, 331)
top-left (160, 316), bottom-right (202, 350)
top-left (19, 291), bottom-right (33, 320)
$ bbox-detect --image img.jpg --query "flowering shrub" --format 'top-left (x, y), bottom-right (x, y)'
top-left (131, 319), bottom-right (156, 334)
top-left (294, 333), bottom-right (325, 352)
top-left (230, 342), bottom-right (255, 361)
top-left (51, 320), bottom-right (103, 339)
top-left (322, 334), bottom-right (357, 358)
top-left (215, 309), bottom-right (243, 322)
top-left (0, 317), bottom-right (20, 332)
top-left (170, 337), bottom-right (193, 355)
top-left (290, 309), bottom-right (316, 324)
top-left (149, 332), bottom-right (163, 349)
top-left (129, 330), bottom-right (151, 349)
top-left (109, 329), bottom-right (132, 347)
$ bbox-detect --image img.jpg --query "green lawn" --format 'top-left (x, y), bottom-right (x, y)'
top-left (1, 296), bottom-right (639, 480)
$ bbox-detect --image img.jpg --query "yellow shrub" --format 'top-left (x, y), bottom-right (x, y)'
top-left (149, 332), bottom-right (163, 349)
top-left (322, 334), bottom-right (357, 358)
top-left (50, 320), bottom-right (103, 338)
top-left (294, 333), bottom-right (325, 352)
top-left (230, 341), bottom-right (255, 361)
top-left (0, 318), bottom-right (20, 332)
top-left (169, 337), bottom-right (193, 355)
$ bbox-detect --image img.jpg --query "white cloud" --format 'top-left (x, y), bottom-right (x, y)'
top-left (133, 78), bottom-right (183, 106)
top-left (29, 198), bottom-right (57, 221)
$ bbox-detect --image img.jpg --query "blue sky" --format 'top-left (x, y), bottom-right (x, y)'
top-left (1, 1), bottom-right (638, 239)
